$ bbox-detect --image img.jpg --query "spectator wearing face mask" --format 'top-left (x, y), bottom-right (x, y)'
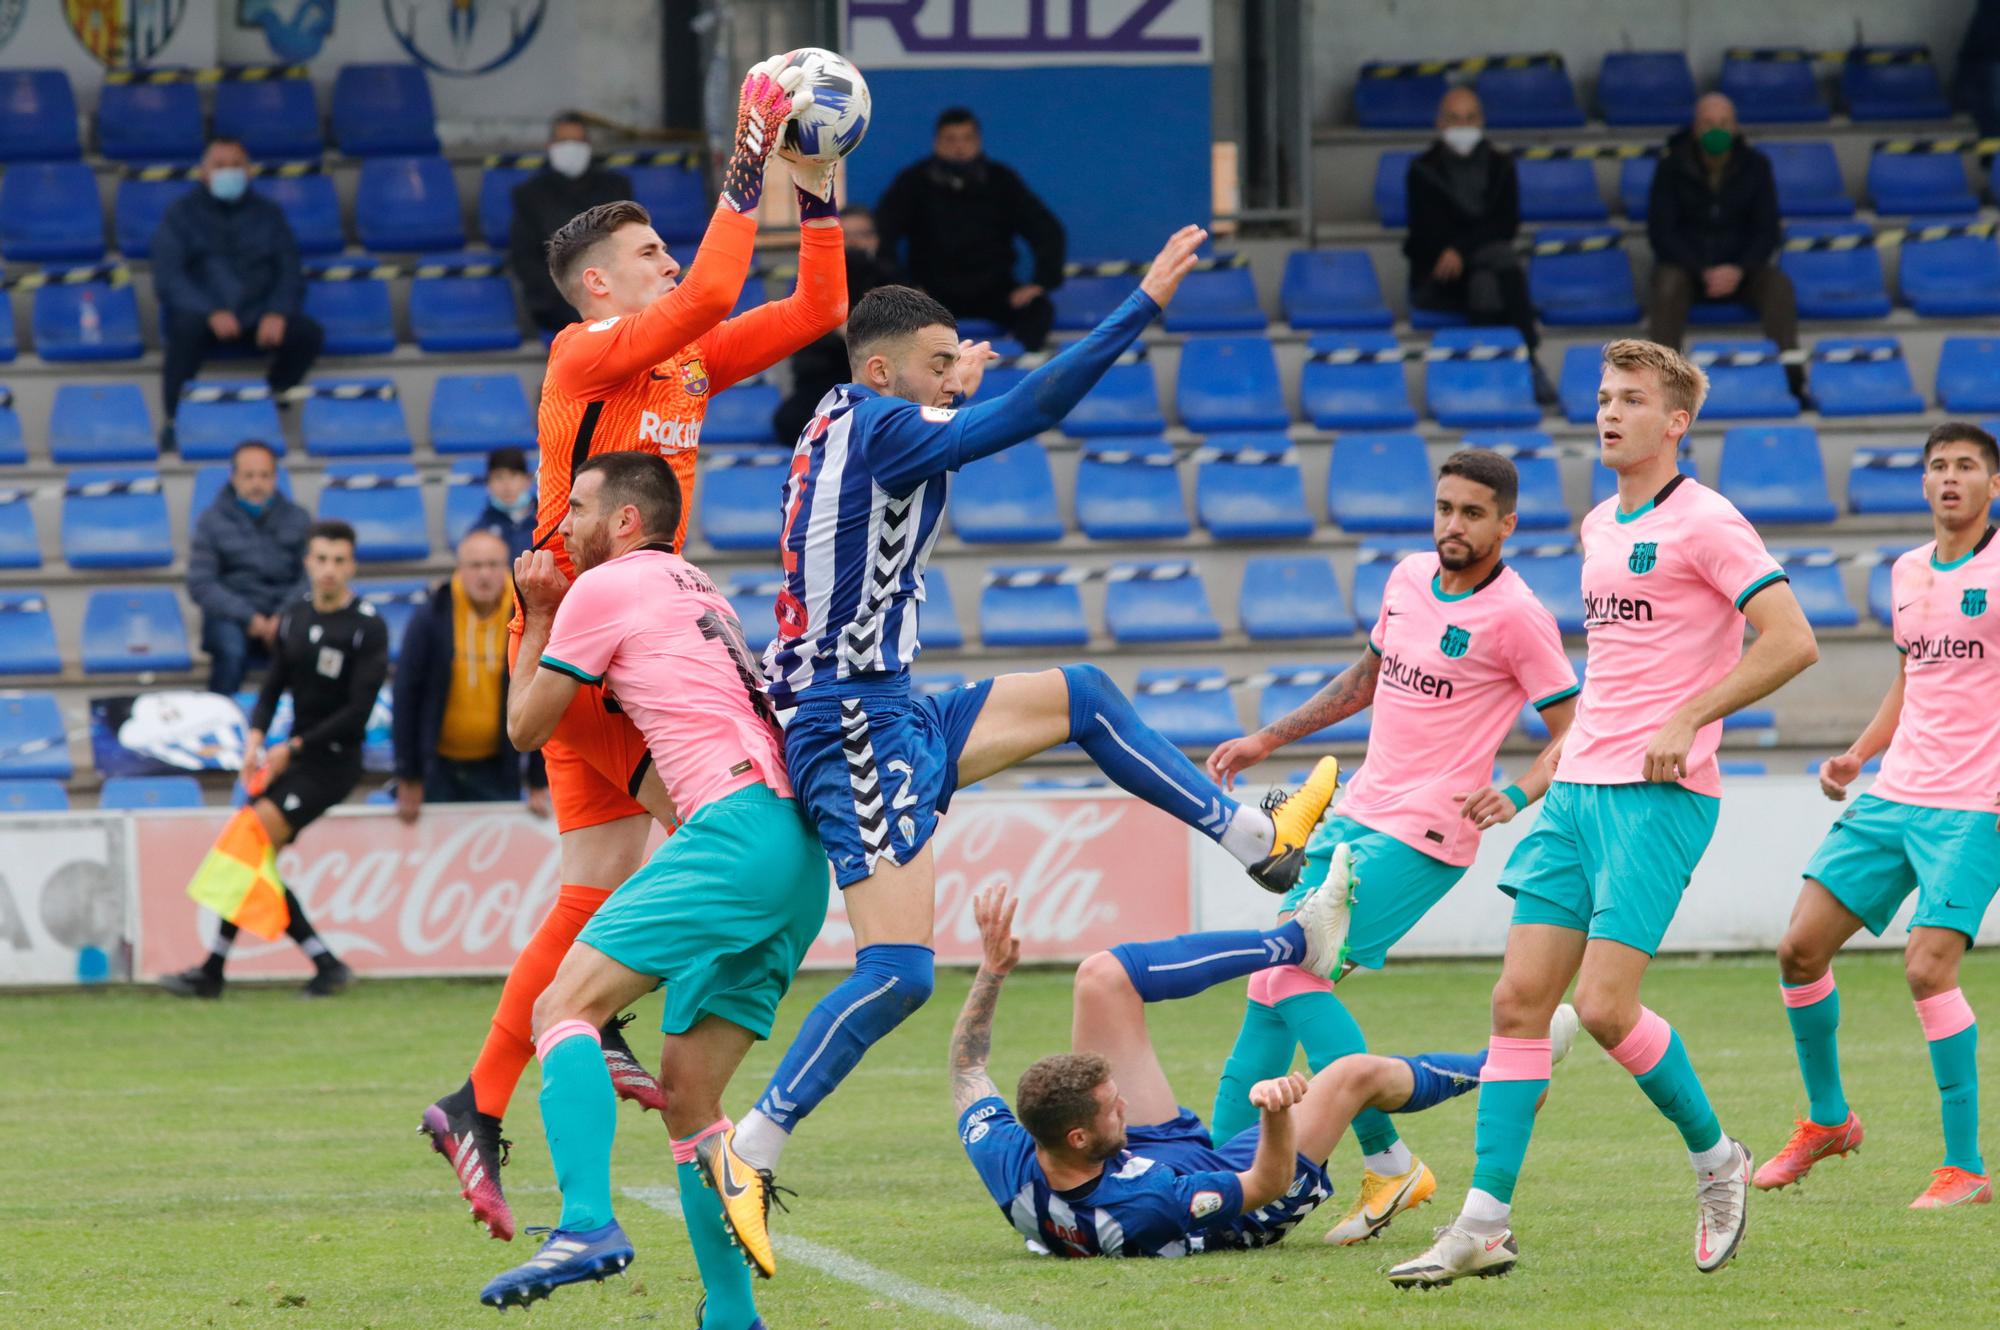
top-left (508, 112), bottom-right (633, 334)
top-left (470, 447), bottom-right (535, 560)
top-left (771, 203), bottom-right (903, 444)
top-left (151, 135), bottom-right (324, 450)
top-left (188, 440), bottom-right (310, 695)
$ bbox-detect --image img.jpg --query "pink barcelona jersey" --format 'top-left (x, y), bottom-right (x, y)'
top-left (1874, 528), bottom-right (2000, 813)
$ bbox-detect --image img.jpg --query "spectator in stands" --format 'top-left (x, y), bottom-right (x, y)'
top-left (509, 112), bottom-right (632, 334)
top-left (1954, 0), bottom-right (2000, 135)
top-left (1403, 88), bottom-right (1556, 402)
top-left (470, 447), bottom-right (536, 559)
top-left (152, 136), bottom-right (323, 450)
top-left (875, 107), bottom-right (1065, 350)
top-left (393, 529), bottom-right (549, 821)
top-left (773, 203), bottom-right (903, 443)
top-left (188, 440), bottom-right (310, 696)
top-left (1647, 93), bottom-right (1804, 398)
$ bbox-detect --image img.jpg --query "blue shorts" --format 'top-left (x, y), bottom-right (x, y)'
top-left (1805, 793), bottom-right (2000, 941)
top-left (1279, 816), bottom-right (1468, 970)
top-left (1126, 1109), bottom-right (1333, 1249)
top-left (784, 676), bottom-right (995, 887)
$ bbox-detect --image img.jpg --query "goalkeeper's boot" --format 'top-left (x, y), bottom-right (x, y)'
top-left (479, 1222), bottom-right (632, 1309)
top-left (1910, 1166), bottom-right (1992, 1209)
top-left (1752, 1112), bottom-right (1864, 1190)
top-left (423, 1080), bottom-right (516, 1241)
top-left (1249, 757), bottom-right (1341, 894)
top-left (600, 1013), bottom-right (667, 1115)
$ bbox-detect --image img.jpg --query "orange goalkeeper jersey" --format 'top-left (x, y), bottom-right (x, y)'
top-left (534, 204), bottom-right (847, 572)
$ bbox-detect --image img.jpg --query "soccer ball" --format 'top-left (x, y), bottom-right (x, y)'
top-left (776, 47), bottom-right (872, 168)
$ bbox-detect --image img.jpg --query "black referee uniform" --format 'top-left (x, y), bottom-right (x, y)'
top-left (248, 594), bottom-right (390, 832)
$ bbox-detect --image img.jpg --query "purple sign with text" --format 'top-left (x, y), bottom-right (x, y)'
top-left (846, 0), bottom-right (1210, 68)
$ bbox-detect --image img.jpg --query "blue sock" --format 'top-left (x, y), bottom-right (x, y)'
top-left (1397, 1051), bottom-right (1489, 1113)
top-left (1062, 663), bottom-right (1240, 842)
top-left (676, 1160), bottom-right (760, 1330)
top-left (1111, 921), bottom-right (1307, 1002)
top-left (754, 943), bottom-right (934, 1130)
top-left (539, 1031), bottom-right (616, 1233)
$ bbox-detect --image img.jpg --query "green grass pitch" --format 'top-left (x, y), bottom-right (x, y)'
top-left (5, 950), bottom-right (1996, 1328)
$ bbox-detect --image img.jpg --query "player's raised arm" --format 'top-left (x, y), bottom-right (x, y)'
top-left (1207, 654), bottom-right (1381, 789)
top-left (949, 886), bottom-right (1021, 1114)
top-left (1238, 1073), bottom-right (1309, 1211)
top-left (505, 550), bottom-right (583, 752)
top-left (698, 173), bottom-right (851, 394)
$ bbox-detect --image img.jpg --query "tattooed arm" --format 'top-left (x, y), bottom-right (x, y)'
top-left (951, 887), bottom-right (1022, 1114)
top-left (1206, 653), bottom-right (1382, 787)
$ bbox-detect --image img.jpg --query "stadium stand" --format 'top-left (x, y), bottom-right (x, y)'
top-left (1327, 433), bottom-right (1433, 532)
top-left (61, 468), bottom-right (173, 570)
top-left (1841, 47), bottom-right (1950, 120)
top-left (1049, 269), bottom-right (1138, 331)
top-left (1529, 228), bottom-right (1642, 325)
top-left (920, 570), bottom-right (965, 651)
top-left (627, 161), bottom-right (711, 247)
top-left (331, 64), bottom-right (440, 156)
top-left (1718, 50), bottom-right (1831, 122)
top-left (1425, 327), bottom-right (1540, 427)
top-left (1075, 438), bottom-right (1191, 541)
top-left (1780, 221), bottom-right (1892, 319)
top-left (722, 572), bottom-right (782, 654)
top-left (409, 257), bottom-right (522, 352)
top-left (0, 691), bottom-right (69, 780)
top-left (1511, 545), bottom-right (1586, 633)
top-left (1935, 337), bottom-right (2000, 413)
top-left (1176, 336), bottom-right (1289, 433)
top-left (0, 69), bottom-right (80, 160)
top-left (355, 157), bottom-right (465, 252)
top-left (1762, 141), bottom-right (1853, 216)
top-left (301, 381), bottom-right (412, 457)
top-left (1259, 666), bottom-right (1371, 742)
top-left (306, 269), bottom-right (399, 355)
top-left (704, 380), bottom-right (782, 444)
top-left (1718, 426), bottom-right (1839, 524)
top-left (1809, 338), bottom-right (1925, 416)
top-left (1133, 668), bottom-right (1240, 746)
top-left (99, 775), bottom-right (206, 810)
top-left (1351, 539), bottom-right (1430, 626)
top-left (0, 161), bottom-right (107, 261)
top-left (213, 75), bottom-right (325, 161)
top-left (356, 580), bottom-right (429, 663)
top-left (1063, 350), bottom-right (1165, 436)
top-left (1778, 548), bottom-right (1860, 628)
top-left (1475, 59), bottom-right (1585, 128)
top-left (49, 385), bottom-right (155, 465)
top-left (1847, 447), bottom-right (1928, 514)
top-left (260, 174), bottom-right (346, 257)
top-left (1692, 340), bottom-right (1801, 419)
top-left (317, 461), bottom-right (429, 562)
top-left (0, 592), bottom-right (60, 674)
top-left (96, 80), bottom-right (203, 164)
top-left (1104, 562), bottom-right (1220, 644)
top-left (175, 383), bottom-right (285, 463)
top-left (1301, 332), bottom-right (1418, 429)
top-left (1897, 226), bottom-right (2000, 317)
top-left (980, 565), bottom-right (1088, 648)
top-left (193, 462), bottom-right (293, 518)
top-left (1866, 149), bottom-right (1978, 216)
top-left (1517, 158), bottom-right (1607, 222)
top-left (81, 588), bottom-right (192, 673)
top-left (1162, 260), bottom-right (1267, 332)
top-left (1279, 250), bottom-right (1392, 329)
top-left (0, 490), bottom-right (39, 569)
top-left (1618, 156), bottom-right (1656, 220)
top-left (33, 275), bottom-right (143, 361)
top-left (0, 779), bottom-right (69, 811)
top-left (1353, 66), bottom-right (1446, 129)
top-left (112, 177), bottom-right (195, 260)
top-left (1463, 431), bottom-right (1570, 530)
top-left (1597, 52), bottom-right (1696, 125)
top-left (1194, 437), bottom-right (1312, 540)
top-left (0, 392), bottom-right (21, 464)
top-left (698, 449), bottom-right (789, 552)
top-left (952, 442), bottom-right (1065, 544)
top-left (1239, 556), bottom-right (1356, 640)
top-left (427, 374), bottom-right (535, 454)
top-left (1372, 149), bottom-right (1418, 226)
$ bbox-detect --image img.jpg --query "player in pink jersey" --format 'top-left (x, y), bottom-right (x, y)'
top-left (1756, 421), bottom-right (2000, 1210)
top-left (1390, 339), bottom-right (1820, 1289)
top-left (478, 452), bottom-right (826, 1327)
top-left (1205, 449), bottom-right (1577, 1246)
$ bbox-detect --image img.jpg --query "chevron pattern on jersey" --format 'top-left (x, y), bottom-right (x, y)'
top-left (839, 698), bottom-right (890, 871)
top-left (839, 489), bottom-right (917, 674)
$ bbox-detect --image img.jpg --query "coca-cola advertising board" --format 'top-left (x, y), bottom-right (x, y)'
top-left (132, 796), bottom-right (1192, 981)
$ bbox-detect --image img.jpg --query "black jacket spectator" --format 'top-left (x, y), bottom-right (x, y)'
top-left (1647, 128), bottom-right (1782, 275)
top-left (772, 245), bottom-right (903, 444)
top-left (153, 187), bottom-right (305, 327)
top-left (188, 482), bottom-right (311, 629)
top-left (876, 155), bottom-right (1065, 344)
top-left (392, 579), bottom-right (545, 800)
top-left (509, 164), bottom-right (632, 332)
top-left (468, 499), bottom-right (536, 561)
top-left (1401, 141), bottom-right (1521, 280)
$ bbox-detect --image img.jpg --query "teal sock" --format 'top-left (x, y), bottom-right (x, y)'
top-left (1278, 989), bottom-right (1400, 1156)
top-left (1209, 997), bottom-right (1295, 1141)
top-left (677, 1161), bottom-right (760, 1330)
top-left (1470, 1078), bottom-right (1545, 1203)
top-left (1927, 1025), bottom-right (1984, 1175)
top-left (540, 1034), bottom-right (616, 1232)
top-left (1632, 1030), bottom-right (1723, 1154)
top-left (1782, 980), bottom-right (1848, 1127)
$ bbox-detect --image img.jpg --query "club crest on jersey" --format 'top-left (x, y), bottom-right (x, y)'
top-left (1962, 588), bottom-right (1987, 617)
top-left (1190, 1190), bottom-right (1223, 1219)
top-left (679, 356), bottom-right (709, 397)
top-left (1628, 541), bottom-right (1659, 575)
top-left (1440, 624), bottom-right (1471, 658)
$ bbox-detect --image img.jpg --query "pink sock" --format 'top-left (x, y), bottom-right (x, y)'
top-left (671, 1117), bottom-right (732, 1165)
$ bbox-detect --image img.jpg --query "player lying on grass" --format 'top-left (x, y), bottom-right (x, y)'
top-left (475, 453), bottom-right (826, 1330)
top-left (1757, 421), bottom-right (1999, 1210)
top-left (948, 880), bottom-right (1578, 1259)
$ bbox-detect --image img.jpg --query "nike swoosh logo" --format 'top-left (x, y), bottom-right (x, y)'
top-left (1362, 1175), bottom-right (1420, 1224)
top-left (1697, 1224), bottom-right (1714, 1264)
top-left (1485, 1235), bottom-right (1509, 1251)
top-left (1897, 600), bottom-right (1920, 612)
top-left (716, 1146), bottom-right (750, 1201)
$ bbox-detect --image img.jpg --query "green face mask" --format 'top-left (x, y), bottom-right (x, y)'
top-left (1699, 127), bottom-right (1735, 156)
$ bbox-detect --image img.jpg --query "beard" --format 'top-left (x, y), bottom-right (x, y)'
top-left (570, 525), bottom-right (612, 572)
top-left (1082, 1127), bottom-right (1127, 1163)
top-left (1436, 537), bottom-right (1492, 571)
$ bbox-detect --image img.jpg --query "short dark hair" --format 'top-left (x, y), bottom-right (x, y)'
top-left (550, 109), bottom-right (589, 135)
top-left (307, 519), bottom-right (356, 550)
top-left (486, 446), bottom-right (529, 477)
top-left (936, 106), bottom-right (978, 133)
top-left (576, 451), bottom-right (682, 543)
top-left (545, 200), bottom-right (653, 307)
top-left (230, 439), bottom-right (277, 468)
top-left (1437, 448), bottom-right (1520, 515)
top-left (845, 284), bottom-right (957, 373)
top-left (206, 134), bottom-right (246, 155)
top-left (1016, 1052), bottom-right (1110, 1150)
top-left (1922, 421), bottom-right (2000, 471)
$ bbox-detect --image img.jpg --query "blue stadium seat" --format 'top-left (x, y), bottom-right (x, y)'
top-left (1810, 337), bottom-right (1925, 416)
top-left (704, 381), bottom-right (782, 445)
top-left (1373, 149), bottom-right (1418, 226)
top-left (1529, 228), bottom-right (1641, 324)
top-left (1517, 158), bottom-right (1607, 221)
top-left (1353, 67), bottom-right (1446, 129)
top-left (1591, 452), bottom-right (1697, 506)
top-left (213, 76), bottom-right (324, 161)
top-left (1599, 52), bottom-right (1697, 126)
top-left (1105, 563), bottom-right (1219, 644)
top-left (1063, 350), bottom-right (1164, 436)
top-left (1476, 61), bottom-right (1584, 128)
top-left (1847, 447), bottom-right (1927, 514)
top-left (444, 458), bottom-right (497, 546)
top-left (1426, 327), bottom-right (1539, 427)
top-left (1134, 668), bottom-right (1239, 747)
top-left (49, 385), bottom-right (154, 465)
top-left (1719, 426), bottom-right (1837, 523)
top-left (1692, 339), bottom-right (1800, 419)
top-left (1327, 432), bottom-right (1432, 533)
top-left (1177, 336), bottom-right (1289, 433)
top-left (477, 165), bottom-right (532, 248)
top-left (306, 272), bottom-right (397, 355)
top-left (63, 467), bottom-right (172, 569)
top-left (0, 391), bottom-right (20, 463)
top-left (428, 374), bottom-right (534, 454)
top-left (1463, 431), bottom-right (1570, 530)
top-left (726, 276), bottom-right (768, 320)
top-left (1843, 48), bottom-right (1950, 120)
top-left (1196, 435), bottom-right (1312, 540)
top-left (0, 162), bottom-right (107, 260)
top-left (699, 449), bottom-right (789, 552)
top-left (332, 64), bottom-right (440, 156)
top-left (1075, 438), bottom-right (1190, 541)
top-left (968, 341), bottom-right (1028, 408)
top-left (98, 80), bottom-right (203, 164)
top-left (355, 579), bottom-right (429, 662)
top-left (1761, 142), bottom-right (1852, 216)
top-left (1280, 250), bottom-right (1392, 330)
top-left (194, 462), bottom-right (294, 518)
top-left (0, 489), bottom-right (38, 569)
top-left (1050, 270), bottom-right (1138, 331)
top-left (33, 277), bottom-right (143, 361)
top-left (0, 691), bottom-right (68, 779)
top-left (1511, 545), bottom-right (1586, 633)
top-left (1718, 760), bottom-right (1769, 777)
top-left (355, 157), bottom-right (465, 252)
top-left (910, 672), bottom-right (967, 698)
top-left (628, 162), bottom-right (710, 247)
top-left (1776, 548), bottom-right (1858, 628)
top-left (1936, 337), bottom-right (2000, 412)
top-left (1618, 155), bottom-right (1656, 220)
top-left (1719, 52), bottom-right (1831, 122)
top-left (921, 570), bottom-right (964, 651)
top-left (0, 780), bottom-right (69, 811)
top-left (1301, 331), bottom-right (1417, 429)
top-left (1162, 262), bottom-right (1267, 332)
top-left (1351, 539), bottom-right (1431, 626)
top-left (318, 461), bottom-right (429, 562)
top-left (1899, 225), bottom-right (2000, 317)
top-left (0, 592), bottom-right (59, 674)
top-left (952, 442), bottom-right (1064, 543)
top-left (410, 256), bottom-right (520, 352)
top-left (1240, 556), bottom-right (1355, 639)
top-left (260, 174), bottom-right (345, 257)
top-left (1866, 149), bottom-right (1976, 216)
top-left (112, 176), bottom-right (195, 259)
top-left (1780, 221), bottom-right (1891, 319)
top-left (1259, 666), bottom-right (1371, 743)
top-left (303, 381), bottom-right (410, 457)
top-left (82, 588), bottom-right (191, 673)
top-left (0, 307), bottom-right (14, 361)
top-left (1868, 545), bottom-right (1916, 625)
top-left (722, 574), bottom-right (783, 653)
top-left (100, 775), bottom-right (205, 810)
top-left (0, 70), bottom-right (80, 160)
top-left (1558, 343), bottom-right (1603, 423)
top-left (175, 382), bottom-right (283, 463)
top-left (980, 565), bottom-right (1088, 648)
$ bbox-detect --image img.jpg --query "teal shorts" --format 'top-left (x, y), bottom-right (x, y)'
top-left (1499, 781), bottom-right (1720, 956)
top-left (578, 783), bottom-right (830, 1040)
top-left (1804, 793), bottom-right (2000, 941)
top-left (1279, 815), bottom-right (1466, 970)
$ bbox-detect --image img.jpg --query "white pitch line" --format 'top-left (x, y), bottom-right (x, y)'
top-left (624, 1186), bottom-right (1053, 1330)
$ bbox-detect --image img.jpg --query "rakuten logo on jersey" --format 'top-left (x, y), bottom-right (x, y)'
top-left (638, 412), bottom-right (702, 453)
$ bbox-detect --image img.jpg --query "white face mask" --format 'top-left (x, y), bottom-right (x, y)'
top-left (548, 140), bottom-right (592, 179)
top-left (1442, 125), bottom-right (1484, 156)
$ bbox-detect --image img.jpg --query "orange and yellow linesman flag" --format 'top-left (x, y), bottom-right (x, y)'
top-left (186, 808), bottom-right (290, 941)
